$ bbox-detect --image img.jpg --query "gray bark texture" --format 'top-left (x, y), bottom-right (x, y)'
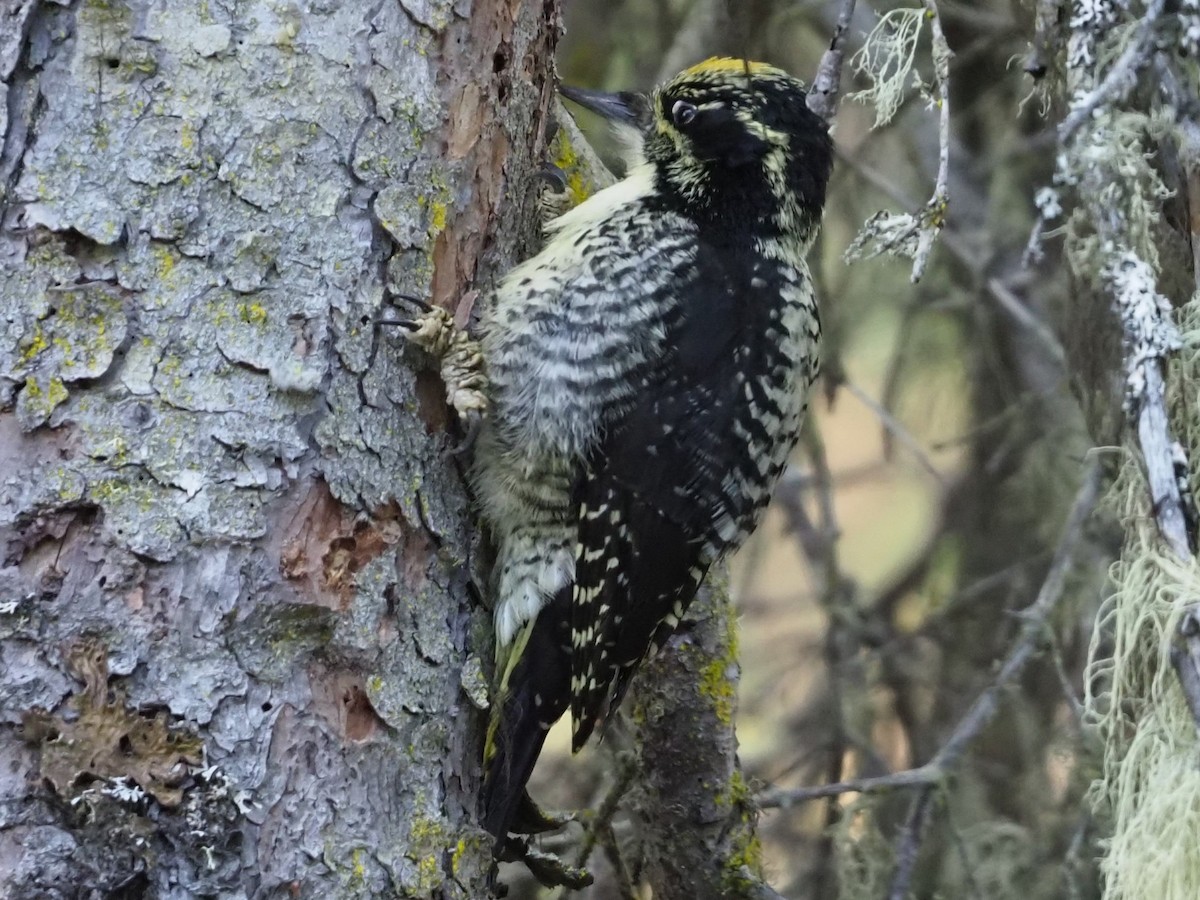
top-left (627, 578), bottom-right (778, 900)
top-left (0, 0), bottom-right (560, 897)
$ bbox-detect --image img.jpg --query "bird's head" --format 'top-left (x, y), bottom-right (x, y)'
top-left (562, 58), bottom-right (833, 240)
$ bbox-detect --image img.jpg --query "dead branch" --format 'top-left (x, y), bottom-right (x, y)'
top-left (910, 0), bottom-right (952, 283)
top-left (758, 460), bottom-right (1102, 883)
top-left (807, 0), bottom-right (859, 120)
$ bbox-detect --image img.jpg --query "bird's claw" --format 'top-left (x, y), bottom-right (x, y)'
top-left (450, 409), bottom-right (485, 457)
top-left (537, 161), bottom-right (569, 193)
top-left (538, 161), bottom-right (575, 227)
top-left (394, 292), bottom-right (433, 313)
top-left (497, 835), bottom-right (592, 890)
top-left (512, 790), bottom-right (574, 835)
top-left (386, 296), bottom-right (491, 436)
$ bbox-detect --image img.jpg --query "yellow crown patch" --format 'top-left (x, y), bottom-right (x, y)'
top-left (681, 57), bottom-right (784, 79)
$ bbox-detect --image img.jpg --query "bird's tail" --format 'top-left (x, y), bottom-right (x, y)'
top-left (480, 589), bottom-right (572, 843)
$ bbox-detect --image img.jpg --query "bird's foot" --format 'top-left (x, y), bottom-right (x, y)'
top-left (497, 835), bottom-right (593, 890)
top-left (386, 295), bottom-right (489, 434)
top-left (537, 116), bottom-right (580, 229)
top-left (512, 790), bottom-right (575, 835)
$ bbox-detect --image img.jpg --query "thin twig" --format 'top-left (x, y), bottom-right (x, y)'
top-left (943, 798), bottom-right (987, 900)
top-left (757, 764), bottom-right (940, 809)
top-left (933, 459), bottom-right (1098, 766)
top-left (597, 822), bottom-right (637, 900)
top-left (840, 148), bottom-right (1067, 367)
top-left (552, 753), bottom-right (638, 899)
top-left (1061, 811), bottom-right (1093, 900)
top-left (842, 379), bottom-right (945, 484)
top-left (877, 300), bottom-right (922, 462)
top-left (888, 788), bottom-right (937, 900)
top-left (911, 0), bottom-right (952, 283)
top-left (763, 458), bottom-right (1099, 825)
top-left (807, 0), bottom-right (859, 120)
top-left (984, 277), bottom-right (1066, 368)
top-left (884, 458), bottom-right (1102, 899)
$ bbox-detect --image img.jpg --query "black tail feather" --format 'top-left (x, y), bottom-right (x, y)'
top-left (481, 589), bottom-right (572, 843)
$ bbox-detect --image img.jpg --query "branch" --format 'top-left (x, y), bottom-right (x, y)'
top-left (840, 149), bottom-right (1066, 367)
top-left (843, 2), bottom-right (953, 282)
top-left (628, 582), bottom-right (783, 899)
top-left (910, 0), bottom-right (952, 283)
top-left (884, 457), bottom-right (1101, 899)
top-left (1170, 610), bottom-right (1200, 738)
top-left (842, 379), bottom-right (945, 484)
top-left (555, 751), bottom-right (637, 895)
top-left (1054, 0), bottom-right (1191, 562)
top-left (757, 764), bottom-right (940, 809)
top-left (807, 0), bottom-right (859, 120)
top-left (758, 460), bottom-right (1103, 884)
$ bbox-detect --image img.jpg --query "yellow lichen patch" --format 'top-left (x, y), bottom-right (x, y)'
top-left (698, 595), bottom-right (740, 726)
top-left (408, 813), bottom-right (446, 845)
top-left (716, 768), bottom-right (767, 890)
top-left (450, 837), bottom-right (473, 878)
top-left (21, 640), bottom-right (204, 807)
top-left (237, 300), bottom-right (269, 326)
top-left (154, 243), bottom-right (177, 280)
top-left (699, 654), bottom-right (737, 726)
top-left (18, 325), bottom-right (49, 364)
top-left (20, 374), bottom-right (69, 419)
top-left (350, 847), bottom-right (367, 883)
top-left (416, 172), bottom-right (452, 243)
top-left (430, 200), bottom-right (447, 232)
top-left (551, 132), bottom-right (591, 209)
top-left (406, 814), bottom-right (450, 892)
top-left (414, 855), bottom-right (441, 892)
top-left (723, 830), bottom-right (767, 890)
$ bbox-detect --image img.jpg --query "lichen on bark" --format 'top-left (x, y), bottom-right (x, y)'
top-left (0, 0), bottom-right (560, 897)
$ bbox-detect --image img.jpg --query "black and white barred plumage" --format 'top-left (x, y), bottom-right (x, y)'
top-left (476, 58), bottom-right (833, 842)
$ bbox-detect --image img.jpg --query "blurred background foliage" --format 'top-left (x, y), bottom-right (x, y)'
top-left (512, 1), bottom-right (1121, 896)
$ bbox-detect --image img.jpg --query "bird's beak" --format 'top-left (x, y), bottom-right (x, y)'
top-left (559, 86), bottom-right (652, 132)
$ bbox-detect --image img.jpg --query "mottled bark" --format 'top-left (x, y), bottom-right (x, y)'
top-left (626, 578), bottom-right (779, 900)
top-left (0, 1), bottom-right (558, 897)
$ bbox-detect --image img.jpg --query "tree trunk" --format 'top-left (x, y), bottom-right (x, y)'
top-left (0, 1), bottom-right (558, 897)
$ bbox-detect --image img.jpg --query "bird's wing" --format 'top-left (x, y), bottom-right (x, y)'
top-left (482, 177), bottom-right (696, 465)
top-left (567, 242), bottom-right (772, 751)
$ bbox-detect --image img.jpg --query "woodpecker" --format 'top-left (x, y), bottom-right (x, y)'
top-left (402, 57), bottom-right (832, 847)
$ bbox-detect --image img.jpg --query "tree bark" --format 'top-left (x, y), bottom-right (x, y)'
top-left (628, 578), bottom-right (781, 900)
top-left (0, 1), bottom-right (558, 897)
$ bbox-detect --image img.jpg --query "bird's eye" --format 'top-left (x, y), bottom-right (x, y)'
top-left (671, 100), bottom-right (697, 127)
